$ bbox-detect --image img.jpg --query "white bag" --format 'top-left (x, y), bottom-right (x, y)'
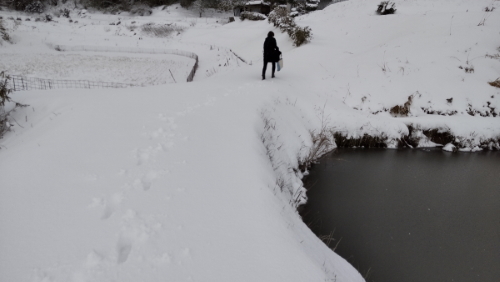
top-left (277, 55), bottom-right (283, 71)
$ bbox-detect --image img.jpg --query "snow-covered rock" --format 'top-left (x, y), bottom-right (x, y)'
top-left (443, 143), bottom-right (457, 152)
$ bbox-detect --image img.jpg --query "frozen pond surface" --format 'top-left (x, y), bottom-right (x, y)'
top-left (303, 148), bottom-right (500, 282)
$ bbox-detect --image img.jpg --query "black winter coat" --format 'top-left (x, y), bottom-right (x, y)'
top-left (263, 36), bottom-right (280, 62)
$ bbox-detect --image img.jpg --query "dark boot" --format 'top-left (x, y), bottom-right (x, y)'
top-left (262, 76), bottom-right (265, 80)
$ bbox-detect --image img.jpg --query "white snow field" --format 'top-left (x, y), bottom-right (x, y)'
top-left (1, 0), bottom-right (499, 281)
top-left (0, 52), bottom-right (195, 85)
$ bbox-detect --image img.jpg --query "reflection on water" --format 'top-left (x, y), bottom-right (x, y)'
top-left (302, 148), bottom-right (500, 282)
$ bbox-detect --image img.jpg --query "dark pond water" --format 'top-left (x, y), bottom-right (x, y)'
top-left (302, 148), bottom-right (500, 282)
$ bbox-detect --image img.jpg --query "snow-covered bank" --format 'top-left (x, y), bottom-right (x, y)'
top-left (1, 0), bottom-right (500, 281)
top-left (0, 73), bottom-right (363, 282)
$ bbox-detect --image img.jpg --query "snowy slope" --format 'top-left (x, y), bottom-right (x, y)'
top-left (1, 0), bottom-right (500, 282)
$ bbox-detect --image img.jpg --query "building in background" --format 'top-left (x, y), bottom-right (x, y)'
top-left (233, 1), bottom-right (271, 16)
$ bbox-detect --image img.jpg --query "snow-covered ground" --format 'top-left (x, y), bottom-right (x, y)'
top-left (0, 52), bottom-right (194, 84)
top-left (1, 0), bottom-right (499, 281)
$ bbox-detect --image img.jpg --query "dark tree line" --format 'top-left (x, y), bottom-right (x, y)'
top-left (1, 0), bottom-right (247, 10)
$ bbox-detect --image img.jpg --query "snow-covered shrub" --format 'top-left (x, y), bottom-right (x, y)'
top-left (0, 20), bottom-right (10, 44)
top-left (289, 0), bottom-right (320, 17)
top-left (269, 6), bottom-right (312, 47)
top-left (376, 1), bottom-right (396, 15)
top-left (0, 72), bottom-right (27, 141)
top-left (45, 14), bottom-right (52, 21)
top-left (61, 8), bottom-right (70, 18)
top-left (0, 72), bottom-right (13, 139)
top-left (268, 6), bottom-right (295, 31)
top-left (305, 0), bottom-right (319, 11)
top-left (0, 105), bottom-right (9, 140)
top-left (0, 73), bottom-right (12, 108)
top-left (288, 25), bottom-right (312, 47)
top-left (240, 11), bottom-right (266, 21)
top-left (292, 4), bottom-right (309, 15)
top-left (24, 1), bottom-right (45, 13)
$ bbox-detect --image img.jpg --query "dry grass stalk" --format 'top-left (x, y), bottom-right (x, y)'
top-left (389, 95), bottom-right (413, 117)
top-left (141, 23), bottom-right (185, 37)
top-left (488, 78), bottom-right (500, 88)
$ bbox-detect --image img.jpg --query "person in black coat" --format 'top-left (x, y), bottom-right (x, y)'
top-left (262, 31), bottom-right (280, 80)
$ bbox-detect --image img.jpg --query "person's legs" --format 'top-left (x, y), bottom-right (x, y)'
top-left (262, 59), bottom-right (268, 79)
top-left (271, 61), bottom-right (276, 78)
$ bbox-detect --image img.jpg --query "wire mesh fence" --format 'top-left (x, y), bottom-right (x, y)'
top-left (5, 45), bottom-right (200, 92)
top-left (6, 75), bottom-right (140, 92)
